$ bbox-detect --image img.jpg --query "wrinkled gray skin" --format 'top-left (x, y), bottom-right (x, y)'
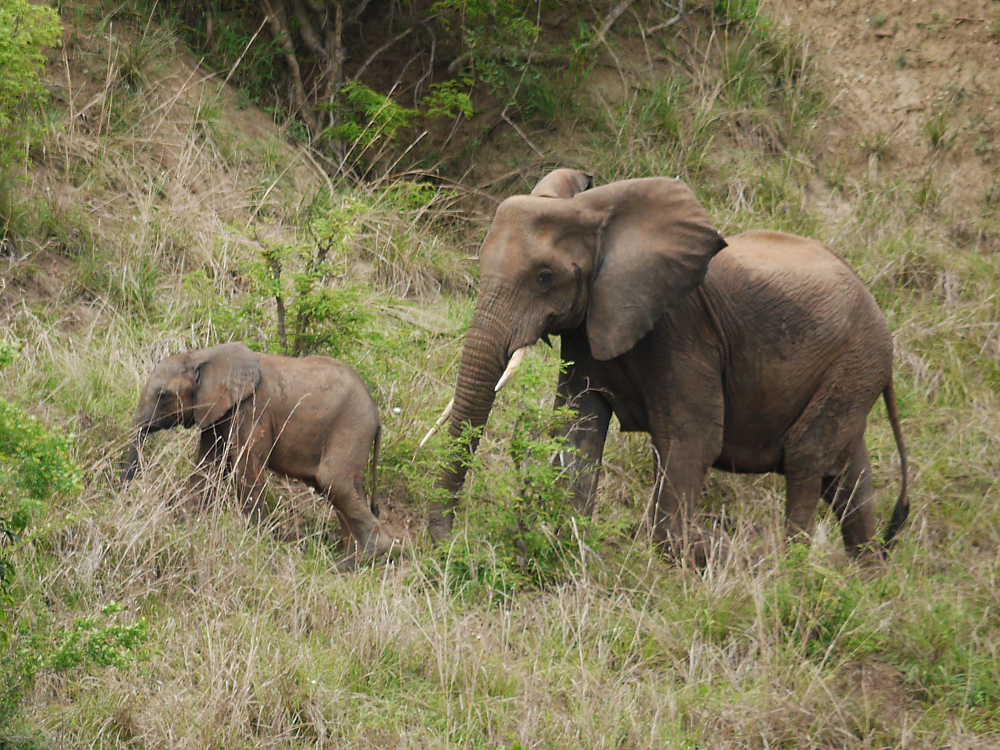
top-left (430, 169), bottom-right (909, 562)
top-left (122, 343), bottom-right (397, 568)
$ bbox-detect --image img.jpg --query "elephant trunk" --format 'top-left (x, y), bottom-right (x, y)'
top-left (120, 391), bottom-right (163, 489)
top-left (120, 427), bottom-right (149, 488)
top-left (429, 303), bottom-right (513, 541)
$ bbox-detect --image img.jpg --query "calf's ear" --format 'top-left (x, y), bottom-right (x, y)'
top-left (191, 343), bottom-right (262, 426)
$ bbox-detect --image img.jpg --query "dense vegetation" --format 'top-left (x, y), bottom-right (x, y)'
top-left (1, 0), bottom-right (999, 747)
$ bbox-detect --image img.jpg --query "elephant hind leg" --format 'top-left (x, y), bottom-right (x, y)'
top-left (783, 469), bottom-right (823, 545)
top-left (821, 437), bottom-right (877, 557)
top-left (317, 459), bottom-right (399, 569)
top-left (782, 362), bottom-right (876, 553)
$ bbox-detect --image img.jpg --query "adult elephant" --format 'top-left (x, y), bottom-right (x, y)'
top-left (121, 342), bottom-right (399, 568)
top-left (428, 170), bottom-right (908, 561)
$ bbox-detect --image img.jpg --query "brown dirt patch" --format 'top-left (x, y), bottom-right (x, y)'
top-left (766, 0), bottom-right (1000, 226)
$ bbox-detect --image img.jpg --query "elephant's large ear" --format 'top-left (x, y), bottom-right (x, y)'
top-left (191, 343), bottom-right (262, 427)
top-left (576, 178), bottom-right (726, 361)
top-left (530, 169), bottom-right (593, 198)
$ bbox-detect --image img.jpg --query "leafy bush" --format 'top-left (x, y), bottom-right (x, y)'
top-left (0, 0), bottom-right (61, 176)
top-left (421, 77), bottom-right (475, 120)
top-left (434, 0), bottom-right (542, 114)
top-left (1, 603), bottom-right (148, 735)
top-left (711, 0), bottom-right (763, 25)
top-left (427, 356), bottom-right (622, 601)
top-left (0, 342), bottom-right (142, 741)
top-left (0, 341), bottom-right (82, 641)
top-left (237, 193), bottom-right (376, 356)
top-left (330, 81), bottom-right (420, 149)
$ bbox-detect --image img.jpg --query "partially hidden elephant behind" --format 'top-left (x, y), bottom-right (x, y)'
top-left (121, 342), bottom-right (399, 568)
top-left (429, 169), bottom-right (909, 562)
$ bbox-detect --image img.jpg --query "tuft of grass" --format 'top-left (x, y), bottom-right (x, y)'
top-left (925, 112), bottom-right (952, 150)
top-left (912, 169), bottom-right (943, 212)
top-left (116, 23), bottom-right (175, 93)
top-left (861, 130), bottom-right (892, 161)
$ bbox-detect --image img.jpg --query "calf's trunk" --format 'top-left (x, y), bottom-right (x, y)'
top-left (119, 425), bottom-right (151, 489)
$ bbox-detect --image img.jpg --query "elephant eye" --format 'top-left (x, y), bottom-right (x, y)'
top-left (536, 269), bottom-right (555, 289)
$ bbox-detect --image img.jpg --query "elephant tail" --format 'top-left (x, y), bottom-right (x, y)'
top-left (369, 422), bottom-right (382, 518)
top-left (881, 381), bottom-right (909, 551)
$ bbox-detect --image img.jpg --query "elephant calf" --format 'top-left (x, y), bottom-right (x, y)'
top-left (121, 342), bottom-right (398, 567)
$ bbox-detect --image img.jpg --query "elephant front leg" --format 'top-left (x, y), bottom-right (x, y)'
top-left (234, 461), bottom-right (269, 522)
top-left (186, 428), bottom-right (228, 512)
top-left (230, 425), bottom-right (272, 522)
top-left (648, 438), bottom-right (715, 563)
top-left (554, 369), bottom-right (613, 517)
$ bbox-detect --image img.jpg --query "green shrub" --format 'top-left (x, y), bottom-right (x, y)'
top-left (711, 0), bottom-right (763, 26)
top-left (0, 341), bottom-right (82, 641)
top-left (331, 81), bottom-right (420, 149)
top-left (237, 193), bottom-right (376, 356)
top-left (0, 0), bottom-right (61, 176)
top-left (1, 603), bottom-right (148, 735)
top-left (0, 342), bottom-right (140, 741)
top-left (426, 355), bottom-right (624, 601)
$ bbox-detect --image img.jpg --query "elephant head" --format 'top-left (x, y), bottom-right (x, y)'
top-left (121, 342), bottom-right (262, 486)
top-left (429, 174), bottom-right (726, 539)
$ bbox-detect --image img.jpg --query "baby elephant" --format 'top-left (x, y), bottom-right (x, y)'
top-left (121, 342), bottom-right (398, 567)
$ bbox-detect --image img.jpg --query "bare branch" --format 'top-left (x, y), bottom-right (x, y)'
top-left (291, 0), bottom-right (330, 64)
top-left (596, 0), bottom-right (634, 43)
top-left (351, 26), bottom-right (415, 82)
top-left (647, 0), bottom-right (690, 34)
top-left (262, 0), bottom-right (316, 131)
top-left (344, 0), bottom-right (375, 26)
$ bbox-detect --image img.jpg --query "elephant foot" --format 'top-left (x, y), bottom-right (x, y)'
top-left (844, 539), bottom-right (885, 566)
top-left (337, 524), bottom-right (403, 572)
top-left (427, 502), bottom-right (456, 543)
top-left (174, 488), bottom-right (214, 519)
top-left (240, 492), bottom-right (271, 524)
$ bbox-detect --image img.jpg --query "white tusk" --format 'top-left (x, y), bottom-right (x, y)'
top-left (494, 347), bottom-right (527, 392)
top-left (418, 345), bottom-right (527, 451)
top-left (418, 398), bottom-right (454, 449)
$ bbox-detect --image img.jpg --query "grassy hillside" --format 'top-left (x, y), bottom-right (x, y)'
top-left (2, 0), bottom-right (1000, 747)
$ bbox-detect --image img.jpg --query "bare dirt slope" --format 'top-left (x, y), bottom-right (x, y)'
top-left (2, 3), bottom-right (321, 326)
top-left (767, 0), bottom-right (1000, 242)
